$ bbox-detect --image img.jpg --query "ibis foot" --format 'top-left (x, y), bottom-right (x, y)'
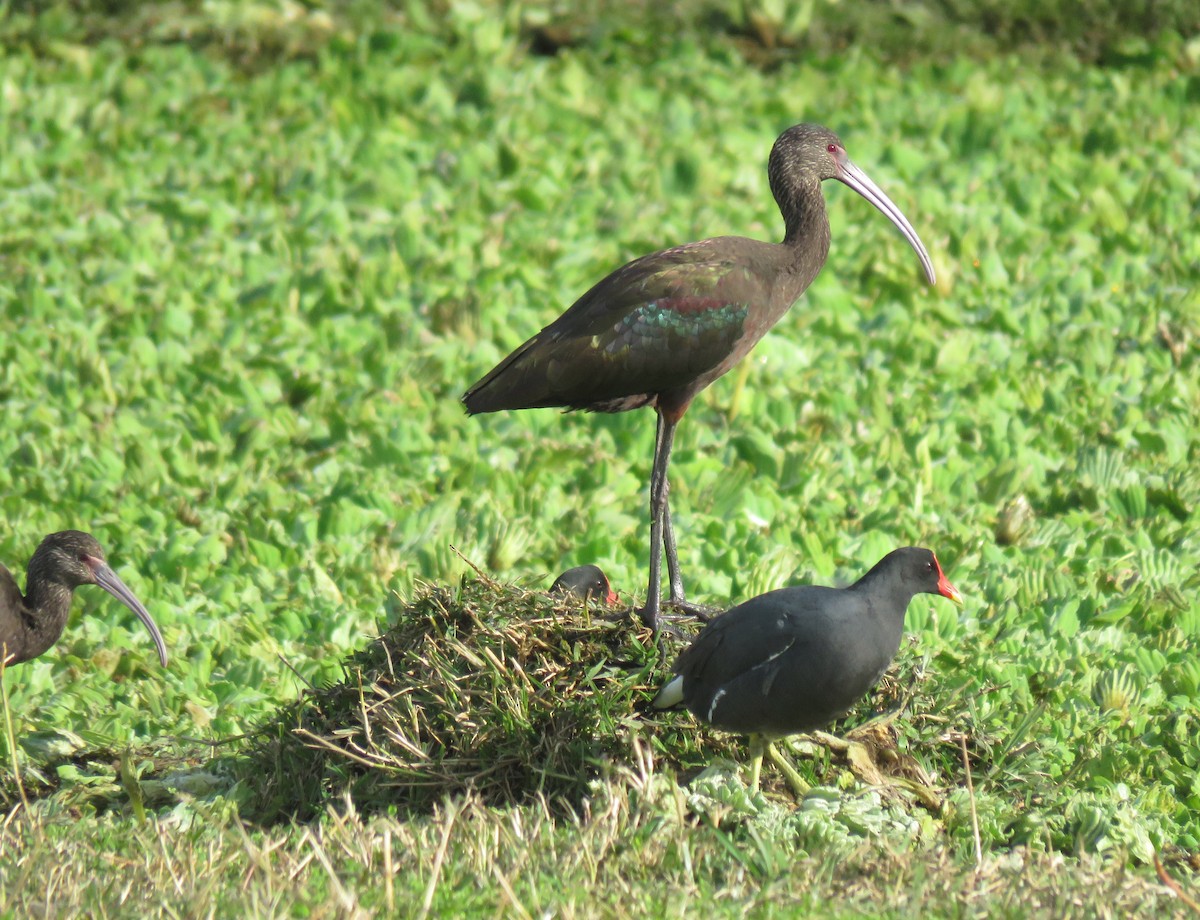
top-left (634, 597), bottom-right (712, 635)
top-left (666, 597), bottom-right (718, 621)
top-left (630, 602), bottom-right (692, 640)
top-left (633, 600), bottom-right (660, 633)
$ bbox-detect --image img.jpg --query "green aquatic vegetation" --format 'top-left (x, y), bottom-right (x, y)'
top-left (1, 1), bottom-right (1198, 915)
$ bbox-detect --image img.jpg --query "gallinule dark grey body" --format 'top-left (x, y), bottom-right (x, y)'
top-left (549, 565), bottom-right (618, 605)
top-left (463, 125), bottom-right (936, 632)
top-left (0, 531), bottom-right (169, 667)
top-left (653, 547), bottom-right (961, 793)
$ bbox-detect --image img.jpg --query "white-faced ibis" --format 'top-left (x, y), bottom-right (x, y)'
top-left (0, 531), bottom-right (168, 668)
top-left (549, 564), bottom-right (618, 605)
top-left (652, 547), bottom-right (961, 794)
top-left (463, 125), bottom-right (936, 631)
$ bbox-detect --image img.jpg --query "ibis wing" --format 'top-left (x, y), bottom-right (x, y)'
top-left (463, 241), bottom-right (771, 412)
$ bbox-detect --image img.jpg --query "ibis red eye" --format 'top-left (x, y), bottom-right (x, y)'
top-left (827, 144), bottom-right (837, 153)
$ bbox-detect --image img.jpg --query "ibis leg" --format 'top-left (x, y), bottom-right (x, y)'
top-left (639, 411), bottom-right (677, 631)
top-left (663, 500), bottom-right (685, 604)
top-left (664, 510), bottom-right (715, 620)
top-left (641, 407), bottom-right (713, 628)
top-left (663, 506), bottom-right (716, 621)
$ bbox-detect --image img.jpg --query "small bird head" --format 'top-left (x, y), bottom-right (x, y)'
top-left (896, 547), bottom-right (963, 606)
top-left (549, 565), bottom-right (618, 606)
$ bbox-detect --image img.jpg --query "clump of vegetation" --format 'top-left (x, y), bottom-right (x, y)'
top-left (241, 577), bottom-right (682, 820)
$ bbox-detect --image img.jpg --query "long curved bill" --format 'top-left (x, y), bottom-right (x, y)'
top-left (92, 562), bottom-right (169, 667)
top-left (838, 159), bottom-right (937, 285)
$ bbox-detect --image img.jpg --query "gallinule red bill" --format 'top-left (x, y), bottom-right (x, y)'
top-left (0, 531), bottom-right (169, 667)
top-left (463, 125), bottom-right (936, 632)
top-left (653, 547), bottom-right (961, 794)
top-left (549, 565), bottom-right (618, 605)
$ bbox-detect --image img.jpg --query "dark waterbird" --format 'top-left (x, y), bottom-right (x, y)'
top-left (0, 531), bottom-right (169, 668)
top-left (653, 547), bottom-right (961, 794)
top-left (549, 564), bottom-right (618, 605)
top-left (463, 125), bottom-right (936, 631)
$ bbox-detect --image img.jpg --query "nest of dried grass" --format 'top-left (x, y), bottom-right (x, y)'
top-left (240, 576), bottom-right (714, 821)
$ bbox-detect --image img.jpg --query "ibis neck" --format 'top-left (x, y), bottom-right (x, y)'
top-left (779, 185), bottom-right (831, 285)
top-left (20, 578), bottom-right (74, 660)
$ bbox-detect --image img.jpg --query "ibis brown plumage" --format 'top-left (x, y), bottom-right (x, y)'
top-left (0, 531), bottom-right (168, 668)
top-left (652, 547), bottom-right (961, 794)
top-left (463, 125), bottom-right (936, 631)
